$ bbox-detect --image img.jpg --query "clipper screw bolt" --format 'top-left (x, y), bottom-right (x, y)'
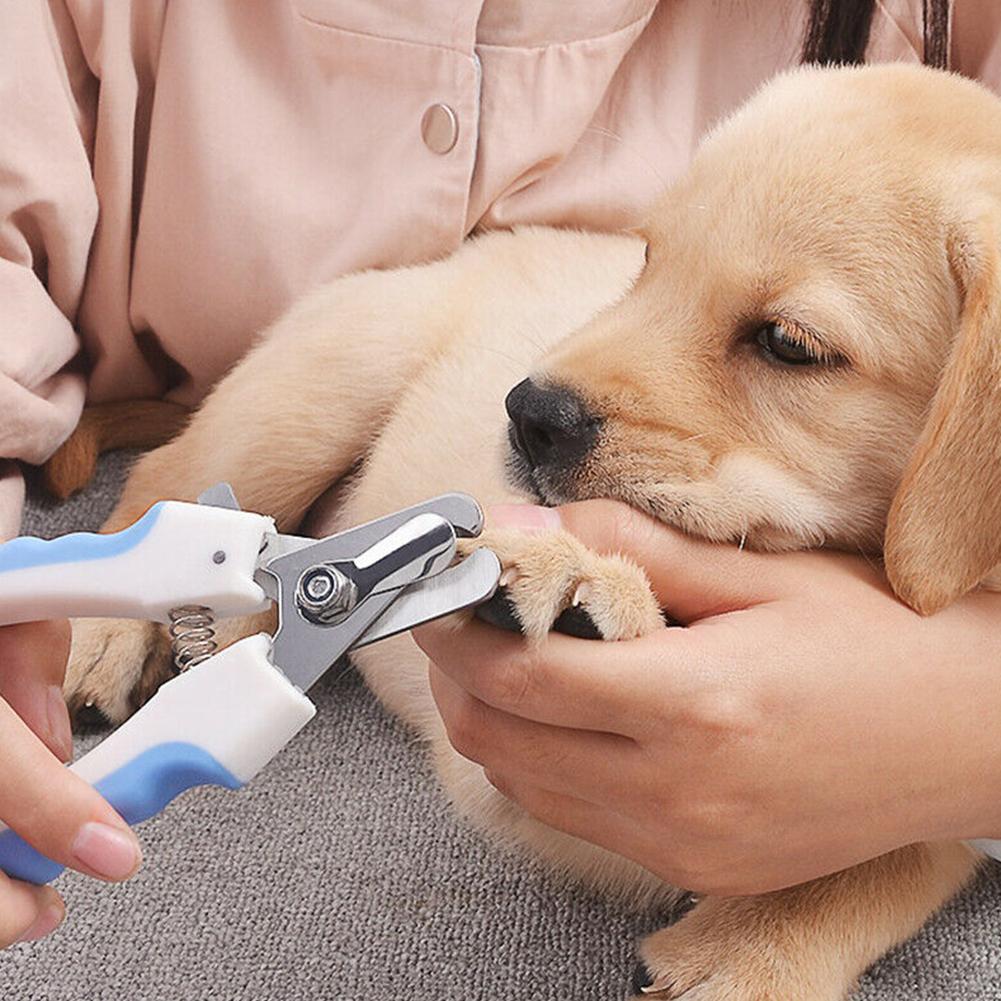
top-left (295, 564), bottom-right (357, 624)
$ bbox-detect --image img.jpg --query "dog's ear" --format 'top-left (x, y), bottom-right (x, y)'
top-left (884, 213), bottom-right (1001, 615)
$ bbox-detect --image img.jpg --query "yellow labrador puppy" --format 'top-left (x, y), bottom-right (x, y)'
top-left (53, 64), bottom-right (1001, 1000)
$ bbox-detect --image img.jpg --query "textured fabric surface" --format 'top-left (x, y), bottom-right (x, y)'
top-left (2, 454), bottom-right (1001, 1000)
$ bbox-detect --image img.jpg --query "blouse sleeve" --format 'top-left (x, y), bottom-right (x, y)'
top-left (0, 1), bottom-right (99, 530)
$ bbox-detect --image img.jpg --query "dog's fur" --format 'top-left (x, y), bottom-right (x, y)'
top-left (53, 65), bottom-right (1001, 999)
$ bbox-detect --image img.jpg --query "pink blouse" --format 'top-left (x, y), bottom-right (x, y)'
top-left (1, 0), bottom-right (998, 535)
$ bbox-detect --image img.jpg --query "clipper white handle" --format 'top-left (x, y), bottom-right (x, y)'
top-left (0, 501), bottom-right (274, 625)
top-left (0, 635), bottom-right (315, 884)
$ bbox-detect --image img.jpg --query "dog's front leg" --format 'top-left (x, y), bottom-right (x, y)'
top-left (67, 263), bottom-right (459, 722)
top-left (105, 265), bottom-right (464, 533)
top-left (632, 842), bottom-right (978, 1001)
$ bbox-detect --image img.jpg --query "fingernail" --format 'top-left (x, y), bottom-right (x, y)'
top-left (46, 686), bottom-right (73, 763)
top-left (488, 504), bottom-right (562, 533)
top-left (16, 900), bottom-right (65, 943)
top-left (71, 822), bottom-right (141, 880)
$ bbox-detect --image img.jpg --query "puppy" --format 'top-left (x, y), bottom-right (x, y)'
top-left (55, 64), bottom-right (1001, 1000)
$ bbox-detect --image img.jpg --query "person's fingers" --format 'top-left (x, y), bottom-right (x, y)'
top-left (429, 663), bottom-right (636, 803)
top-left (489, 500), bottom-right (783, 623)
top-left (0, 700), bottom-right (141, 881)
top-left (416, 615), bottom-right (695, 734)
top-left (0, 621), bottom-right (73, 762)
top-left (0, 875), bottom-right (65, 948)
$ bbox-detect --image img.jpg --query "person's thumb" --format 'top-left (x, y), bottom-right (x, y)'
top-left (487, 499), bottom-right (781, 623)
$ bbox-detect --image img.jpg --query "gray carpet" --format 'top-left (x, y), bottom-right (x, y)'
top-left (2, 453), bottom-right (1000, 1001)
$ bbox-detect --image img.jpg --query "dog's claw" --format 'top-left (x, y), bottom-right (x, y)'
top-left (631, 960), bottom-right (656, 995)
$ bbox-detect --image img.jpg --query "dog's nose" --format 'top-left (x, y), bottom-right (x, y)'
top-left (505, 378), bottom-right (599, 469)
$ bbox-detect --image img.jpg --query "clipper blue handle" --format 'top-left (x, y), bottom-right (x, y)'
top-left (0, 636), bottom-right (315, 885)
top-left (0, 744), bottom-right (242, 884)
top-left (0, 500), bottom-right (274, 626)
top-left (0, 504), bottom-right (165, 573)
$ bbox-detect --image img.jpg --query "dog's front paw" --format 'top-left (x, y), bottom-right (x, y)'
top-left (631, 896), bottom-right (851, 1001)
top-left (64, 617), bottom-right (175, 725)
top-left (464, 527), bottom-right (663, 642)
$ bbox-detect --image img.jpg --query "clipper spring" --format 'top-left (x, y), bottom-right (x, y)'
top-left (168, 604), bottom-right (218, 673)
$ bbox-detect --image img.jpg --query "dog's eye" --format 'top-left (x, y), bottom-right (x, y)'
top-left (755, 323), bottom-right (819, 366)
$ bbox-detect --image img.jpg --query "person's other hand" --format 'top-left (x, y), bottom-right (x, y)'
top-left (417, 500), bottom-right (1001, 895)
top-left (0, 621), bottom-right (142, 947)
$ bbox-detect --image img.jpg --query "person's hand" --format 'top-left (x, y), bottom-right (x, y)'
top-left (416, 499), bottom-right (1001, 896)
top-left (0, 621), bottom-right (142, 947)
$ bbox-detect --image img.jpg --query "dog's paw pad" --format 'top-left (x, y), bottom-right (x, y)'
top-left (475, 589), bottom-right (523, 633)
top-left (552, 603), bottom-right (603, 639)
top-left (73, 701), bottom-right (113, 732)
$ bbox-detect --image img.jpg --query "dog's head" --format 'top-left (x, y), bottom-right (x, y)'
top-left (506, 65), bottom-right (1001, 615)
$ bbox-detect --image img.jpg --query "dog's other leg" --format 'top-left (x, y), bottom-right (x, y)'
top-left (42, 401), bottom-right (191, 500)
top-left (631, 842), bottom-right (978, 1001)
top-left (104, 263), bottom-right (467, 533)
top-left (66, 262), bottom-right (464, 723)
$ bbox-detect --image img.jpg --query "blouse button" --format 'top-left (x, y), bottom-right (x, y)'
top-left (421, 104), bottom-right (458, 154)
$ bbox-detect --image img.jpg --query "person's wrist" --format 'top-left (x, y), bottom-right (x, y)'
top-left (966, 714), bottom-right (1001, 845)
top-left (915, 589), bottom-right (1001, 845)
